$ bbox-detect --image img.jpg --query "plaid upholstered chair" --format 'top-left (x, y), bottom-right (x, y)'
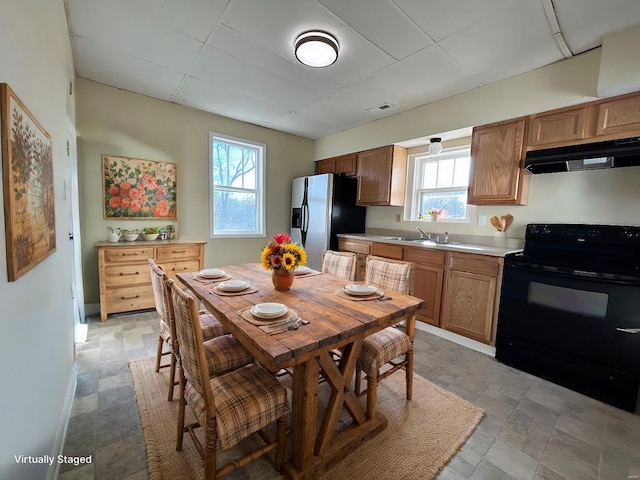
top-left (149, 259), bottom-right (251, 400)
top-left (168, 279), bottom-right (288, 479)
top-left (321, 250), bottom-right (357, 280)
top-left (355, 255), bottom-right (416, 419)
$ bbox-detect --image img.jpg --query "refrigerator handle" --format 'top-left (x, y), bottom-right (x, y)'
top-left (300, 178), bottom-right (309, 246)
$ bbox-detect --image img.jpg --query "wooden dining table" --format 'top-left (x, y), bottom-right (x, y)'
top-left (177, 263), bottom-right (423, 480)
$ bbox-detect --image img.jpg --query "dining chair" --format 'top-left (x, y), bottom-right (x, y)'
top-left (355, 255), bottom-right (416, 419)
top-left (321, 250), bottom-right (357, 281)
top-left (149, 259), bottom-right (250, 400)
top-left (168, 279), bottom-right (288, 479)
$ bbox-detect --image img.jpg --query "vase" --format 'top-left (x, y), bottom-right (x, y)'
top-left (272, 269), bottom-right (294, 291)
top-left (430, 214), bottom-right (438, 222)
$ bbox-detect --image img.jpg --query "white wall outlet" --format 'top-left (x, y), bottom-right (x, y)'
top-left (477, 215), bottom-right (487, 226)
top-left (395, 213), bottom-right (402, 223)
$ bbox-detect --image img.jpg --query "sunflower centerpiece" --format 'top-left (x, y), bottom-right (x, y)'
top-left (261, 233), bottom-right (307, 291)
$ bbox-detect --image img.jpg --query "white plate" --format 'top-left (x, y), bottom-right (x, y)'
top-left (218, 280), bottom-right (249, 292)
top-left (251, 303), bottom-right (287, 318)
top-left (344, 284), bottom-right (378, 296)
top-left (294, 266), bottom-right (310, 276)
top-left (199, 268), bottom-right (225, 279)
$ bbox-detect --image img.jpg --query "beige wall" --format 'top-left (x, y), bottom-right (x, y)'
top-left (0, 0), bottom-right (77, 478)
top-left (76, 79), bottom-right (315, 304)
top-left (314, 48), bottom-right (640, 238)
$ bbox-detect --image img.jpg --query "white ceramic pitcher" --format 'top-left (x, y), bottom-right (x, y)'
top-left (107, 227), bottom-right (121, 243)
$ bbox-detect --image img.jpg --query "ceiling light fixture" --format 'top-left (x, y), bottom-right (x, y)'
top-left (294, 31), bottom-right (339, 68)
top-left (429, 137), bottom-right (443, 155)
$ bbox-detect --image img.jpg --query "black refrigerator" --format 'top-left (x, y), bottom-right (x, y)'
top-left (290, 173), bottom-right (366, 270)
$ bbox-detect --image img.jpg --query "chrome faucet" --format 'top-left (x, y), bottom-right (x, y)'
top-left (416, 227), bottom-right (431, 239)
top-left (436, 231), bottom-right (449, 244)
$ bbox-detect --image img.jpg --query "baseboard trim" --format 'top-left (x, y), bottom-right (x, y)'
top-left (415, 322), bottom-right (496, 357)
top-left (48, 362), bottom-right (77, 480)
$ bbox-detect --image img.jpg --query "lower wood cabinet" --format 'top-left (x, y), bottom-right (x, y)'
top-left (338, 237), bottom-right (371, 281)
top-left (440, 252), bottom-right (503, 345)
top-left (404, 247), bottom-right (445, 327)
top-left (95, 241), bottom-right (205, 322)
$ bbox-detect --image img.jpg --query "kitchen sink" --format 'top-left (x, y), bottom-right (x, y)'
top-left (409, 239), bottom-right (460, 245)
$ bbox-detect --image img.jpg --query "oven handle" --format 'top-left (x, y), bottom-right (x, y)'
top-left (616, 328), bottom-right (640, 334)
top-left (504, 261), bottom-right (640, 286)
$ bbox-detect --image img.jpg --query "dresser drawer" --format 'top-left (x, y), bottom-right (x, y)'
top-left (155, 244), bottom-right (201, 261)
top-left (404, 247), bottom-right (446, 266)
top-left (339, 238), bottom-right (371, 255)
top-left (105, 285), bottom-right (155, 314)
top-left (448, 252), bottom-right (499, 277)
top-left (104, 264), bottom-right (151, 287)
top-left (158, 260), bottom-right (201, 281)
top-left (104, 247), bottom-right (154, 264)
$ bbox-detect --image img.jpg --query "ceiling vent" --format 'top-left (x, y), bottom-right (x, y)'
top-left (366, 103), bottom-right (394, 113)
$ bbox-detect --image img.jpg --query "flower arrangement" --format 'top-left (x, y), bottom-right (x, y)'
top-left (426, 207), bottom-right (444, 216)
top-left (261, 233), bottom-right (307, 272)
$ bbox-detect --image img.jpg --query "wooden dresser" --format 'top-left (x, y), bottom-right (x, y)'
top-left (95, 240), bottom-right (205, 322)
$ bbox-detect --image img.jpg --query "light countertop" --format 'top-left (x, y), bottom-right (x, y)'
top-left (338, 232), bottom-right (523, 257)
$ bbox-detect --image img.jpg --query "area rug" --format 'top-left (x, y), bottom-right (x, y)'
top-left (130, 357), bottom-right (484, 480)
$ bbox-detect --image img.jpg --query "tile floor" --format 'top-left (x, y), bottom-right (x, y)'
top-left (60, 310), bottom-right (640, 480)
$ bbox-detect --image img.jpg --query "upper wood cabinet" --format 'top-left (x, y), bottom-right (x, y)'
top-left (315, 153), bottom-right (357, 176)
top-left (528, 106), bottom-right (591, 149)
top-left (527, 90), bottom-right (640, 151)
top-left (596, 93), bottom-right (640, 138)
top-left (356, 145), bottom-right (407, 206)
top-left (468, 117), bottom-right (530, 206)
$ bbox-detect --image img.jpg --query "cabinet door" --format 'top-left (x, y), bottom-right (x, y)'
top-left (335, 153), bottom-right (357, 176)
top-left (528, 107), bottom-right (589, 149)
top-left (468, 118), bottom-right (529, 205)
top-left (356, 145), bottom-right (407, 206)
top-left (316, 158), bottom-right (335, 174)
top-left (413, 263), bottom-right (444, 326)
top-left (596, 94), bottom-right (640, 138)
top-left (441, 269), bottom-right (496, 344)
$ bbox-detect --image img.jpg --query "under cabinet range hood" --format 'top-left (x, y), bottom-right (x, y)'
top-left (525, 137), bottom-right (640, 174)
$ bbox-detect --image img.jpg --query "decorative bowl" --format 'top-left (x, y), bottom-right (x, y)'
top-left (141, 233), bottom-right (159, 241)
top-left (123, 233), bottom-right (138, 241)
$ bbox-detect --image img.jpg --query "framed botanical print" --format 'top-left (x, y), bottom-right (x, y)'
top-left (1, 83), bottom-right (56, 281)
top-left (102, 154), bottom-right (177, 219)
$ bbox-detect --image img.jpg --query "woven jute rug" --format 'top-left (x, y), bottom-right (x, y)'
top-left (130, 356), bottom-right (484, 480)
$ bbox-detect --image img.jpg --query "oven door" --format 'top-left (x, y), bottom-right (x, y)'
top-left (497, 259), bottom-right (640, 374)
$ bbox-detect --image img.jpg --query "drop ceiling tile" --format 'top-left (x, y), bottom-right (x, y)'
top-left (66, 0), bottom-right (203, 73)
top-left (269, 112), bottom-right (339, 139)
top-left (176, 76), bottom-right (291, 124)
top-left (190, 45), bottom-right (322, 110)
top-left (553, 0), bottom-right (640, 53)
top-left (295, 97), bottom-right (372, 131)
top-left (318, 0), bottom-right (433, 60)
top-left (327, 77), bottom-right (404, 113)
top-left (71, 37), bottom-right (184, 100)
top-left (207, 25), bottom-right (342, 96)
top-left (439, 1), bottom-right (563, 84)
top-left (136, 0), bottom-right (228, 43)
top-left (393, 0), bottom-right (527, 42)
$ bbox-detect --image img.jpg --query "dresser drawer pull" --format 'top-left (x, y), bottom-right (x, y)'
top-left (121, 252), bottom-right (139, 256)
top-left (173, 250), bottom-right (187, 254)
top-left (121, 294), bottom-right (140, 300)
top-left (119, 271), bottom-right (139, 276)
top-left (173, 266), bottom-right (188, 271)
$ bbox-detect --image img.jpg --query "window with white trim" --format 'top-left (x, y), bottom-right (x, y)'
top-left (410, 148), bottom-right (471, 221)
top-left (209, 132), bottom-right (265, 237)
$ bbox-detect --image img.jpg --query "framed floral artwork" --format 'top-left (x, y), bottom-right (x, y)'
top-left (1, 83), bottom-right (56, 282)
top-left (102, 154), bottom-right (177, 219)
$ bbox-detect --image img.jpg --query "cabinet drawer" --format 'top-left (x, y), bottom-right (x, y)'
top-left (404, 247), bottom-right (446, 266)
top-left (104, 247), bottom-right (154, 264)
top-left (339, 238), bottom-right (371, 255)
top-left (105, 264), bottom-right (151, 287)
top-left (155, 244), bottom-right (201, 261)
top-left (157, 260), bottom-right (201, 281)
top-left (105, 285), bottom-right (155, 314)
top-left (372, 242), bottom-right (403, 260)
top-left (448, 253), bottom-right (499, 277)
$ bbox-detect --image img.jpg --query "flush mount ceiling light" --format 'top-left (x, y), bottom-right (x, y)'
top-left (429, 137), bottom-right (443, 155)
top-left (294, 31), bottom-right (339, 68)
